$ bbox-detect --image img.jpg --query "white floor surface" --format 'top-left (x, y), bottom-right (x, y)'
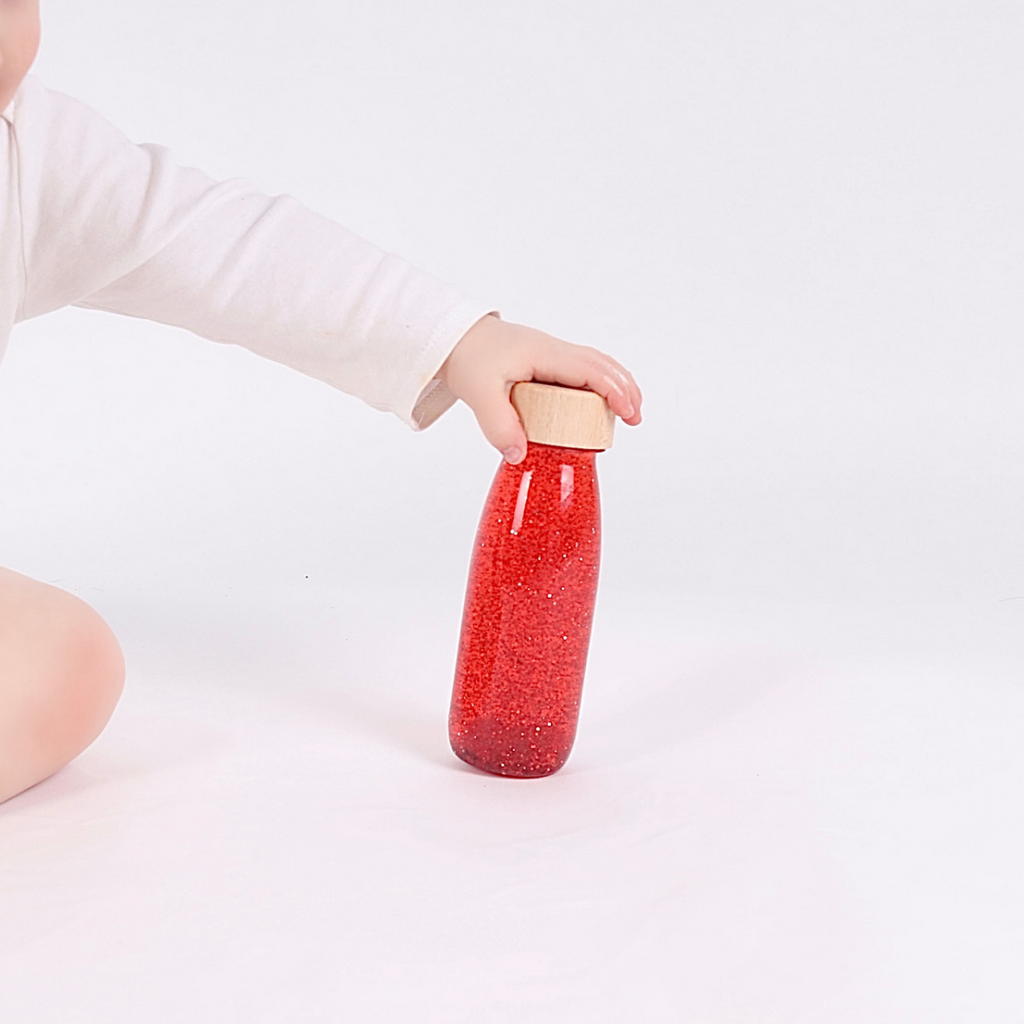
top-left (2, 586), bottom-right (1024, 1022)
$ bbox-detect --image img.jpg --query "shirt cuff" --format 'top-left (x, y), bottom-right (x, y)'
top-left (405, 304), bottom-right (499, 431)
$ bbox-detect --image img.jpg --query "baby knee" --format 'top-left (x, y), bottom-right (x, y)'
top-left (35, 591), bottom-right (126, 755)
top-left (0, 578), bottom-right (125, 796)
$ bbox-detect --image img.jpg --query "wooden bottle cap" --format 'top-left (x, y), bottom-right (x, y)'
top-left (510, 382), bottom-right (615, 451)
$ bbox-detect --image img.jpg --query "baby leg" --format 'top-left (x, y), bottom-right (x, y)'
top-left (0, 567), bottom-right (125, 805)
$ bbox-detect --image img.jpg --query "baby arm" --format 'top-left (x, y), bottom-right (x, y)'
top-left (12, 76), bottom-right (642, 449)
top-left (439, 314), bottom-right (643, 464)
top-left (11, 76), bottom-right (491, 429)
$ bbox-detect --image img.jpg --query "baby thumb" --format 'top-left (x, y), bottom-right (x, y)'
top-left (473, 392), bottom-right (529, 465)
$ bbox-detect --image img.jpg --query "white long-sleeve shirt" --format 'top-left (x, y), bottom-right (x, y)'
top-left (0, 76), bottom-right (495, 429)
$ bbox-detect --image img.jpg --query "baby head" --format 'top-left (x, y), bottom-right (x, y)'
top-left (0, 0), bottom-right (40, 112)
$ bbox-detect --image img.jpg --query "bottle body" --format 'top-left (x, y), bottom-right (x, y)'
top-left (449, 443), bottom-right (601, 777)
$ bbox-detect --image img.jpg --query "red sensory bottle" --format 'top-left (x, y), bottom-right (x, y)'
top-left (449, 382), bottom-right (615, 777)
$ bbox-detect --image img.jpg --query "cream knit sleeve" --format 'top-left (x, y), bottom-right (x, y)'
top-left (11, 76), bottom-right (495, 429)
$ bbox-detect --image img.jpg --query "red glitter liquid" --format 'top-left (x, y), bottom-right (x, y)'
top-left (449, 442), bottom-right (601, 777)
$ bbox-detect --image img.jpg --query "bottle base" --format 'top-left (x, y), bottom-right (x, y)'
top-left (449, 717), bottom-right (573, 778)
top-left (452, 747), bottom-right (566, 778)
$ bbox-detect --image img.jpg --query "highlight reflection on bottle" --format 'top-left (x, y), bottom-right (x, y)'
top-left (449, 382), bottom-right (612, 778)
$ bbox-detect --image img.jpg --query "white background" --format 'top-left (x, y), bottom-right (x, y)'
top-left (1, 1), bottom-right (1023, 1021)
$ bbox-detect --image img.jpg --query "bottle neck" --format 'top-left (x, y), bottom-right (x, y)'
top-left (522, 441), bottom-right (600, 465)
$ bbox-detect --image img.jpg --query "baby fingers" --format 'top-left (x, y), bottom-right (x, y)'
top-left (530, 341), bottom-right (643, 425)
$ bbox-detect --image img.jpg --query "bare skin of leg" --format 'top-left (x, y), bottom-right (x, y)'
top-left (0, 567), bottom-right (125, 805)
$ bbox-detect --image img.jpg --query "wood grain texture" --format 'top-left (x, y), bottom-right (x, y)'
top-left (510, 382), bottom-right (615, 451)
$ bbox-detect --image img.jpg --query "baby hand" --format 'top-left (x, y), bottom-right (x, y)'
top-left (438, 314), bottom-right (643, 465)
